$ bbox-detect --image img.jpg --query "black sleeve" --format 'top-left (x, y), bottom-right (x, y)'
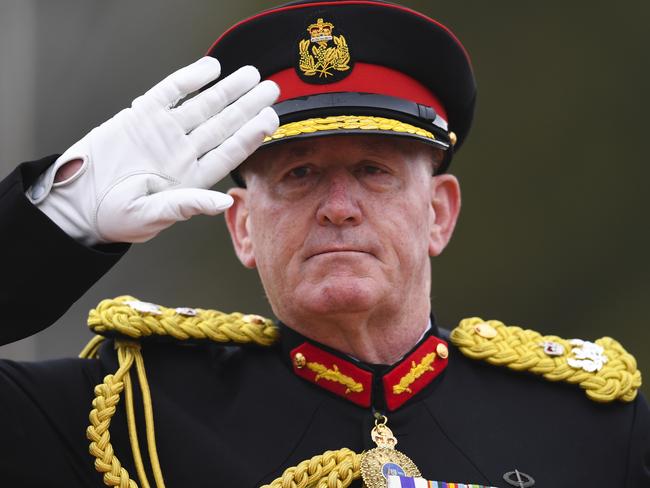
top-left (0, 156), bottom-right (130, 346)
top-left (626, 393), bottom-right (650, 486)
top-left (0, 355), bottom-right (107, 486)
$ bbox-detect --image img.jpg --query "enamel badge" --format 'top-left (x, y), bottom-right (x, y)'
top-left (297, 17), bottom-right (352, 82)
top-left (361, 414), bottom-right (421, 488)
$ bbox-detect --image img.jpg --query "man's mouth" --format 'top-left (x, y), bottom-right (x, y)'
top-left (307, 247), bottom-right (374, 260)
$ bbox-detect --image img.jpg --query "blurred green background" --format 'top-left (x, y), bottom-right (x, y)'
top-left (0, 0), bottom-right (648, 397)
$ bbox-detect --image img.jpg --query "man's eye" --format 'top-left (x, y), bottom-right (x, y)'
top-left (359, 164), bottom-right (385, 175)
top-left (288, 166), bottom-right (312, 178)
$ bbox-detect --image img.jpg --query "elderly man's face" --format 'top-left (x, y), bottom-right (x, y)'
top-left (226, 135), bottom-right (460, 325)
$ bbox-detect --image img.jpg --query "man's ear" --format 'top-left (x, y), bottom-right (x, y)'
top-left (225, 187), bottom-right (256, 268)
top-left (429, 174), bottom-right (461, 257)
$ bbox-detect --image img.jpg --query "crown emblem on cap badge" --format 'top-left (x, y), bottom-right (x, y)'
top-left (298, 18), bottom-right (351, 80)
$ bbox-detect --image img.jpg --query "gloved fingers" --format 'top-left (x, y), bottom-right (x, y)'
top-left (144, 56), bottom-right (222, 107)
top-left (129, 188), bottom-right (234, 240)
top-left (172, 65), bottom-right (261, 133)
top-left (192, 106), bottom-right (279, 186)
top-left (188, 80), bottom-right (280, 157)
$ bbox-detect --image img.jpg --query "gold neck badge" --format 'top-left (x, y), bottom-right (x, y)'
top-left (360, 413), bottom-right (421, 488)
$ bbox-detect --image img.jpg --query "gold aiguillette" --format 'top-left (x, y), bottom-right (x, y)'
top-left (360, 413), bottom-right (421, 488)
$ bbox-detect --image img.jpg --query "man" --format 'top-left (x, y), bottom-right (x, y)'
top-left (1, 1), bottom-right (648, 487)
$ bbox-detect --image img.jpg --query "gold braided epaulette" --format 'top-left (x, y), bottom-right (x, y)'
top-left (81, 297), bottom-right (363, 488)
top-left (450, 317), bottom-right (642, 403)
top-left (86, 295), bottom-right (280, 346)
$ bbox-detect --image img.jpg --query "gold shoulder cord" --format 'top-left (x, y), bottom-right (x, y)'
top-left (80, 296), bottom-right (363, 488)
top-left (79, 300), bottom-right (642, 488)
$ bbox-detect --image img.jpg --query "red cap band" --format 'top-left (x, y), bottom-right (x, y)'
top-left (268, 62), bottom-right (448, 122)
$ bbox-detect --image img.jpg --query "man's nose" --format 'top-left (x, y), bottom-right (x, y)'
top-left (316, 173), bottom-right (362, 226)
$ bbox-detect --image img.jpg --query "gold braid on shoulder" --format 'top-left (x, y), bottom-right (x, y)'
top-left (86, 295), bottom-right (279, 346)
top-left (79, 296), bottom-right (362, 488)
top-left (449, 317), bottom-right (642, 403)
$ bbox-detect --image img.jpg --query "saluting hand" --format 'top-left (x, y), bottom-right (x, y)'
top-left (28, 57), bottom-right (279, 245)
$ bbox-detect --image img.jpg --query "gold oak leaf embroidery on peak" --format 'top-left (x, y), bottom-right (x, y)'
top-left (307, 361), bottom-right (364, 394)
top-left (393, 352), bottom-right (437, 395)
top-left (264, 116), bottom-right (436, 143)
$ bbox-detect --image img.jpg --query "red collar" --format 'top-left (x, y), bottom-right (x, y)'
top-left (284, 328), bottom-right (449, 411)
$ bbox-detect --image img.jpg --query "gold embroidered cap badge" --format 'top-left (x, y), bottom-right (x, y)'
top-left (297, 17), bottom-right (351, 81)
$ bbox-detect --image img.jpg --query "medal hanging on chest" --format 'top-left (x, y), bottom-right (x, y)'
top-left (360, 413), bottom-right (421, 488)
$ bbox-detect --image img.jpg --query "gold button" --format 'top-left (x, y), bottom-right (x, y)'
top-left (474, 322), bottom-right (497, 339)
top-left (293, 352), bottom-right (306, 369)
top-left (436, 343), bottom-right (449, 359)
top-left (449, 131), bottom-right (458, 146)
top-left (242, 314), bottom-right (265, 325)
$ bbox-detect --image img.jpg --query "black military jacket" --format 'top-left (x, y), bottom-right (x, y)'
top-left (1, 157), bottom-right (649, 487)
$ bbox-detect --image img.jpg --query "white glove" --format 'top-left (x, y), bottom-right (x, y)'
top-left (28, 56), bottom-right (279, 245)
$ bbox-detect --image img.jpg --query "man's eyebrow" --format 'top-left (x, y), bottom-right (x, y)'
top-left (283, 144), bottom-right (314, 159)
